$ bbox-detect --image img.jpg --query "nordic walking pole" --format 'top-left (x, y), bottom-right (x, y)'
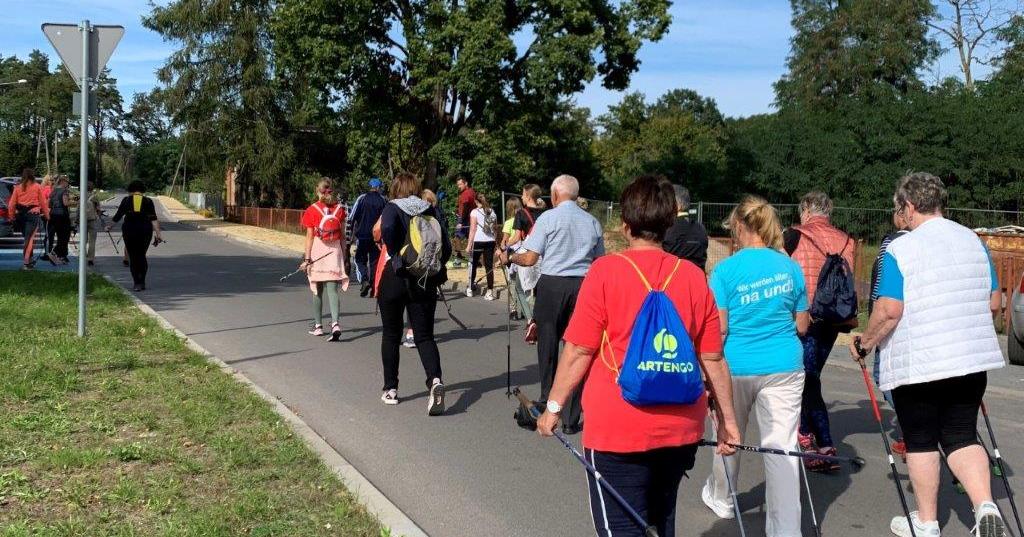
top-left (709, 400), bottom-right (747, 537)
top-left (800, 460), bottom-right (822, 537)
top-left (502, 263), bottom-right (512, 398)
top-left (514, 388), bottom-right (659, 537)
top-left (98, 213), bottom-right (119, 254)
top-left (854, 337), bottom-right (917, 537)
top-left (980, 401), bottom-right (1024, 537)
top-left (436, 288), bottom-right (469, 329)
top-left (696, 441), bottom-right (866, 468)
top-left (279, 252), bottom-right (331, 282)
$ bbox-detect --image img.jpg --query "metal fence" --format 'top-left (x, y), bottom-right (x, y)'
top-left (224, 206), bottom-right (305, 235)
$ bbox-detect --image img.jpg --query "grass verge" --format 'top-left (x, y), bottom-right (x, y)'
top-left (0, 272), bottom-right (384, 537)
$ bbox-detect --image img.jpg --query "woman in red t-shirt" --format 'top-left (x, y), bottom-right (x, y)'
top-left (299, 178), bottom-right (349, 339)
top-left (536, 175), bottom-right (740, 537)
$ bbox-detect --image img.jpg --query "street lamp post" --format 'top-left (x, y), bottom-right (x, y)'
top-left (0, 79), bottom-right (28, 87)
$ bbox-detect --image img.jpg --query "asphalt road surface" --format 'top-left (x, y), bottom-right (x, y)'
top-left (92, 196), bottom-right (1024, 537)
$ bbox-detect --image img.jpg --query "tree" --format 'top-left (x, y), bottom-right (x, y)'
top-left (594, 90), bottom-right (727, 197)
top-left (271, 0), bottom-right (671, 190)
top-left (144, 0), bottom-right (296, 205)
top-left (124, 90), bottom-right (171, 146)
top-left (928, 0), bottom-right (1020, 91)
top-left (775, 0), bottom-right (940, 107)
top-left (989, 14), bottom-right (1024, 88)
top-left (91, 69), bottom-right (123, 188)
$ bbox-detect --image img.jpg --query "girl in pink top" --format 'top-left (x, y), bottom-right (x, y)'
top-left (299, 178), bottom-right (350, 340)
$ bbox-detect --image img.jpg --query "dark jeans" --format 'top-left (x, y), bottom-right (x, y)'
top-left (48, 213), bottom-right (72, 258)
top-left (123, 228), bottom-right (152, 286)
top-left (378, 266), bottom-right (442, 391)
top-left (469, 241), bottom-right (495, 290)
top-left (354, 238), bottom-right (380, 286)
top-left (799, 321), bottom-right (840, 447)
top-left (585, 444), bottom-right (697, 537)
top-left (893, 372), bottom-right (987, 454)
top-left (535, 274), bottom-right (583, 429)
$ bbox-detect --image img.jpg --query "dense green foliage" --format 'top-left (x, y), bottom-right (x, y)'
top-left (2, 1), bottom-right (1021, 211)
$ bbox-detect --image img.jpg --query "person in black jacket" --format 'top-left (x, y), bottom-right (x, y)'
top-left (348, 178), bottom-right (387, 297)
top-left (378, 172), bottom-right (452, 415)
top-left (107, 180), bottom-right (162, 292)
top-left (662, 184), bottom-right (709, 271)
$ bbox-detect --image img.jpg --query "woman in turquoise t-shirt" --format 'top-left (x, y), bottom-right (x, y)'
top-left (701, 195), bottom-right (810, 537)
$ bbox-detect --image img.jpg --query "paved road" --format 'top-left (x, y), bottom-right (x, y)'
top-left (92, 196), bottom-right (1024, 537)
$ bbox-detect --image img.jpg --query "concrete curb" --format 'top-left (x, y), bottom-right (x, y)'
top-left (98, 276), bottom-right (429, 537)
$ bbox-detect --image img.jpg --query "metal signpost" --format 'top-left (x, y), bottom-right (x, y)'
top-left (43, 21), bottom-right (123, 337)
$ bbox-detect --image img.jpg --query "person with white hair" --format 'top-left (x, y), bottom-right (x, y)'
top-left (500, 174), bottom-right (605, 434)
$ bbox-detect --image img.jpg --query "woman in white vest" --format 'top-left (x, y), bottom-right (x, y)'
top-left (851, 172), bottom-right (1006, 537)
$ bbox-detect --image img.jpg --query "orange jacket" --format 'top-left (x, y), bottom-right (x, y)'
top-left (8, 182), bottom-right (50, 220)
top-left (791, 216), bottom-right (853, 305)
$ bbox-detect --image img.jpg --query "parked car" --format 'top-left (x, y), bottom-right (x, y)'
top-left (0, 177), bottom-right (19, 238)
top-left (1010, 275), bottom-right (1024, 365)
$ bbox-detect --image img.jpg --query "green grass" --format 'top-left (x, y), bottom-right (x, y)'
top-left (0, 273), bottom-right (384, 536)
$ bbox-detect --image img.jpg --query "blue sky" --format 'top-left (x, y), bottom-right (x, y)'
top-left (0, 0), bottom-right (993, 119)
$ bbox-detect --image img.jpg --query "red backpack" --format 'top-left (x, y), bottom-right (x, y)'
top-left (316, 203), bottom-right (345, 243)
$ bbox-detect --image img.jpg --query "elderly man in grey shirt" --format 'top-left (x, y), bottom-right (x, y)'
top-left (500, 174), bottom-right (604, 434)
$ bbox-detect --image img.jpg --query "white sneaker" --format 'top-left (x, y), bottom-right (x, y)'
top-left (465, 286), bottom-right (474, 297)
top-left (891, 512), bottom-right (940, 537)
top-left (483, 290), bottom-right (495, 301)
top-left (701, 482), bottom-right (735, 519)
top-left (308, 324), bottom-right (324, 336)
top-left (427, 378), bottom-right (445, 416)
top-left (381, 389), bottom-right (398, 405)
top-left (974, 502), bottom-right (1005, 537)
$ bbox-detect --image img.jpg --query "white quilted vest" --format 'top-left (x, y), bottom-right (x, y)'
top-left (878, 217), bottom-right (1004, 391)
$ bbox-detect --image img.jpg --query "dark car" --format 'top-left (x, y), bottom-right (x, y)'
top-left (0, 177), bottom-right (19, 238)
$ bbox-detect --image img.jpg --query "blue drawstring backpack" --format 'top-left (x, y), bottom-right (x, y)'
top-left (601, 254), bottom-right (704, 406)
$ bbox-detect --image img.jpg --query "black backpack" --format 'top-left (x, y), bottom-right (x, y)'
top-left (800, 232), bottom-right (857, 324)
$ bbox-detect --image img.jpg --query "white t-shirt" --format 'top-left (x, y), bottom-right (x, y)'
top-left (471, 207), bottom-right (497, 243)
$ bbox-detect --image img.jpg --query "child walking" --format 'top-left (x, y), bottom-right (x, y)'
top-left (300, 178), bottom-right (350, 340)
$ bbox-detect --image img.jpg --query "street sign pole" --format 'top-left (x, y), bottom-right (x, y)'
top-left (43, 20), bottom-right (123, 338)
top-left (77, 20), bottom-right (91, 337)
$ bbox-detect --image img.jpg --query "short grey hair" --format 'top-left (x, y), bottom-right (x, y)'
top-left (673, 185), bottom-right (690, 212)
top-left (799, 191), bottom-right (833, 217)
top-left (551, 174), bottom-right (580, 200)
top-left (895, 172), bottom-right (947, 215)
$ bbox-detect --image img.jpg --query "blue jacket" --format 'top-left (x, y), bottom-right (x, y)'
top-left (348, 190), bottom-right (387, 240)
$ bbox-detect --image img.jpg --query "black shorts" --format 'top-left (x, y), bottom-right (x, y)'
top-left (891, 372), bottom-right (987, 454)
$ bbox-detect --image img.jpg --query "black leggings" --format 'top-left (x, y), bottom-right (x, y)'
top-left (123, 229), bottom-right (152, 285)
top-left (469, 242), bottom-right (495, 290)
top-left (377, 266), bottom-right (442, 391)
top-left (47, 214), bottom-right (72, 258)
top-left (892, 372), bottom-right (987, 454)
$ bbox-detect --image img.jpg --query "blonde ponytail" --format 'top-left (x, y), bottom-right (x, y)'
top-left (729, 195), bottom-right (783, 250)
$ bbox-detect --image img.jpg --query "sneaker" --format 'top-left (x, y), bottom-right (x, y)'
top-left (808, 447), bottom-right (841, 473)
top-left (308, 324), bottom-right (324, 336)
top-left (798, 432), bottom-right (816, 452)
top-left (381, 389), bottom-right (399, 405)
top-left (402, 334), bottom-right (417, 348)
top-left (892, 439), bottom-right (907, 461)
top-left (330, 322), bottom-right (342, 341)
top-left (46, 252), bottom-right (59, 265)
top-left (427, 378), bottom-right (445, 416)
top-left (891, 511), bottom-right (941, 537)
top-left (465, 286), bottom-right (474, 298)
top-left (21, 263), bottom-right (33, 271)
top-left (525, 320), bottom-right (538, 345)
top-left (87, 260), bottom-right (94, 266)
top-left (701, 482), bottom-right (735, 519)
top-left (974, 501), bottom-right (1005, 537)
top-left (484, 290), bottom-right (495, 301)
top-left (360, 281), bottom-right (370, 298)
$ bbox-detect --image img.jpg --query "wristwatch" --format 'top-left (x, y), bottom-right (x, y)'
top-left (546, 400), bottom-right (562, 414)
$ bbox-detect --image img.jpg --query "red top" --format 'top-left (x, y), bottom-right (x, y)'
top-left (301, 201), bottom-right (345, 229)
top-left (563, 249), bottom-right (722, 453)
top-left (457, 187), bottom-right (476, 219)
